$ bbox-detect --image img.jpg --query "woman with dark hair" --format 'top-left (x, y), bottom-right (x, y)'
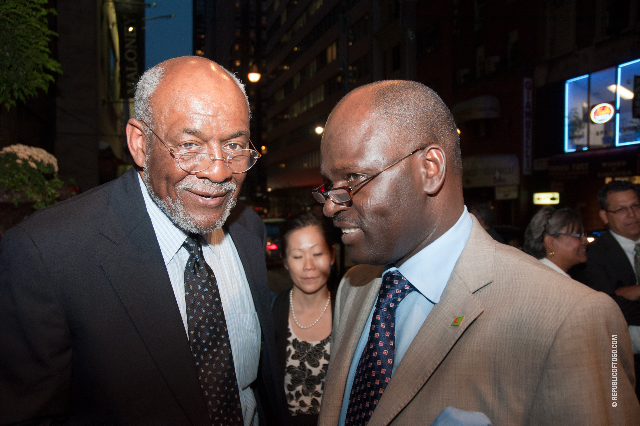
top-left (272, 212), bottom-right (336, 426)
top-left (523, 206), bottom-right (588, 275)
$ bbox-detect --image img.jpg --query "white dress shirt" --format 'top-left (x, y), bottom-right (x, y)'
top-left (610, 231), bottom-right (639, 274)
top-left (609, 231), bottom-right (640, 354)
top-left (138, 174), bottom-right (260, 426)
top-left (539, 257), bottom-right (570, 277)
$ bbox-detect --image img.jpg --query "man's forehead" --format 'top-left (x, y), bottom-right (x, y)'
top-left (151, 75), bottom-right (248, 122)
top-left (608, 189), bottom-right (639, 205)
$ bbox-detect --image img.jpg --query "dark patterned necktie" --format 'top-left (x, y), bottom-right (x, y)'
top-left (345, 270), bottom-right (414, 425)
top-left (183, 235), bottom-right (243, 425)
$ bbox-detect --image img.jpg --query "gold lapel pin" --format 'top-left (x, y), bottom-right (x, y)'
top-left (451, 316), bottom-right (465, 326)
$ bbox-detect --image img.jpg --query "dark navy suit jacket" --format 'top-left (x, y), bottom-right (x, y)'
top-left (0, 168), bottom-right (286, 425)
top-left (571, 230), bottom-right (640, 325)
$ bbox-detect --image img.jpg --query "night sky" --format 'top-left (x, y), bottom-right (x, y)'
top-left (145, 0), bottom-right (192, 69)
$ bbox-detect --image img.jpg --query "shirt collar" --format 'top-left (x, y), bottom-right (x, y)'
top-left (539, 257), bottom-right (570, 277)
top-left (137, 173), bottom-right (188, 265)
top-left (384, 206), bottom-right (473, 304)
top-left (610, 230), bottom-right (639, 253)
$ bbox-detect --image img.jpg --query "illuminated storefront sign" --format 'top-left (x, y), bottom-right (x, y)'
top-left (116, 1), bottom-right (145, 99)
top-left (590, 103), bottom-right (615, 123)
top-left (565, 58), bottom-right (640, 152)
top-left (533, 192), bottom-right (560, 205)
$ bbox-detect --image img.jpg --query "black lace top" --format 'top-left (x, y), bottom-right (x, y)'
top-left (284, 322), bottom-right (331, 416)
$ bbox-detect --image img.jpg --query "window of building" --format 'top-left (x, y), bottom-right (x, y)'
top-left (288, 84), bottom-right (325, 118)
top-left (474, 0), bottom-right (484, 31)
top-left (475, 45), bottom-right (485, 79)
top-left (327, 42), bottom-right (337, 63)
top-left (546, 0), bottom-right (573, 59)
top-left (293, 73), bottom-right (301, 90)
top-left (564, 58), bottom-right (640, 152)
top-left (605, 0), bottom-right (631, 36)
top-left (350, 13), bottom-right (371, 44)
top-left (350, 53), bottom-right (371, 83)
top-left (277, 0), bottom-right (325, 49)
top-left (618, 58), bottom-right (640, 145)
top-left (417, 25), bottom-right (439, 58)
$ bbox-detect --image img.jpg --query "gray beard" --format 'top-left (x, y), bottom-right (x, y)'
top-left (143, 171), bottom-right (237, 235)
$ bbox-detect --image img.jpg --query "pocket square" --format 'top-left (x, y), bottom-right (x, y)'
top-left (430, 406), bottom-right (492, 426)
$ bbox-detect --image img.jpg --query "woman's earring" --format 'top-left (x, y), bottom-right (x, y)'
top-left (548, 251), bottom-right (554, 257)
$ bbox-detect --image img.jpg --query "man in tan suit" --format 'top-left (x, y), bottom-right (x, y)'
top-left (312, 80), bottom-right (639, 425)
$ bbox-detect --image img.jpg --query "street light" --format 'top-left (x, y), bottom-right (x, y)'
top-left (248, 64), bottom-right (261, 83)
top-left (315, 126), bottom-right (324, 135)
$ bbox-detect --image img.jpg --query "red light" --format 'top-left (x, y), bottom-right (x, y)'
top-left (266, 244), bottom-right (278, 251)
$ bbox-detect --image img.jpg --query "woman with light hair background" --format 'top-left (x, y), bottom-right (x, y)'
top-left (524, 207), bottom-right (588, 276)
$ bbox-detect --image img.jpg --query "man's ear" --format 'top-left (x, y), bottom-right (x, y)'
top-left (420, 145), bottom-right (446, 195)
top-left (599, 209), bottom-right (609, 226)
top-left (126, 118), bottom-right (147, 168)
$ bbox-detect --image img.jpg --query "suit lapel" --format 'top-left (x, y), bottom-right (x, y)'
top-left (370, 220), bottom-right (491, 426)
top-left (322, 267), bottom-right (384, 424)
top-left (369, 277), bottom-right (485, 426)
top-left (603, 231), bottom-right (636, 283)
top-left (98, 169), bottom-right (210, 426)
top-left (227, 214), bottom-right (271, 331)
top-left (227, 208), bottom-right (286, 424)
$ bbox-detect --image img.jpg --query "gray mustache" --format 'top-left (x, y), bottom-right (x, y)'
top-left (178, 180), bottom-right (236, 194)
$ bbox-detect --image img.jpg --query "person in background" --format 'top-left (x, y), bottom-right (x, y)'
top-left (572, 180), bottom-right (640, 314)
top-left (572, 179), bottom-right (640, 396)
top-left (523, 206), bottom-right (588, 276)
top-left (469, 203), bottom-right (505, 243)
top-left (272, 212), bottom-right (337, 426)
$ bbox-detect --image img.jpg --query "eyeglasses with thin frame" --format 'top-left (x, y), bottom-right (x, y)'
top-left (312, 146), bottom-right (428, 205)
top-left (137, 119), bottom-right (261, 174)
top-left (553, 232), bottom-right (587, 239)
top-left (605, 203), bottom-right (640, 216)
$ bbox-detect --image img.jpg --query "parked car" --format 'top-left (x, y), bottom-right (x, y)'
top-left (263, 218), bottom-right (285, 268)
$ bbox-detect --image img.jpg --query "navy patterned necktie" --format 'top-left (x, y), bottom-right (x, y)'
top-left (345, 270), bottom-right (414, 426)
top-left (183, 235), bottom-right (243, 425)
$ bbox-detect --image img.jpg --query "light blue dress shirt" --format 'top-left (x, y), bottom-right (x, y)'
top-left (138, 175), bottom-right (260, 426)
top-left (338, 208), bottom-right (473, 424)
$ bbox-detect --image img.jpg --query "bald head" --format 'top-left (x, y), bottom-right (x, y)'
top-left (134, 56), bottom-right (249, 128)
top-left (320, 80), bottom-right (465, 266)
top-left (327, 80), bottom-right (462, 174)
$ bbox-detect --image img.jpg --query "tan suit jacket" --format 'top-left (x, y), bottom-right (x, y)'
top-left (319, 219), bottom-right (640, 425)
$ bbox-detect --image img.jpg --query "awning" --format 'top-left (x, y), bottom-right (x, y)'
top-left (462, 154), bottom-right (520, 188)
top-left (452, 95), bottom-right (500, 123)
top-left (545, 145), bottom-right (640, 180)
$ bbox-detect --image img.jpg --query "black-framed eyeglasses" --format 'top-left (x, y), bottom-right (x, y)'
top-left (605, 203), bottom-right (640, 216)
top-left (553, 232), bottom-right (586, 238)
top-left (137, 119), bottom-right (261, 174)
top-left (312, 145), bottom-right (428, 205)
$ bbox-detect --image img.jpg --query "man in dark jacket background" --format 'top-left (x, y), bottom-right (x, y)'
top-left (572, 179), bottom-right (640, 399)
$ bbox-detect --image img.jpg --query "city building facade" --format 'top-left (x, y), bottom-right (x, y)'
top-left (259, 0), bottom-right (640, 237)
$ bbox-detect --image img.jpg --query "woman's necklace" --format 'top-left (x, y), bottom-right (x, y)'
top-left (290, 289), bottom-right (331, 329)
